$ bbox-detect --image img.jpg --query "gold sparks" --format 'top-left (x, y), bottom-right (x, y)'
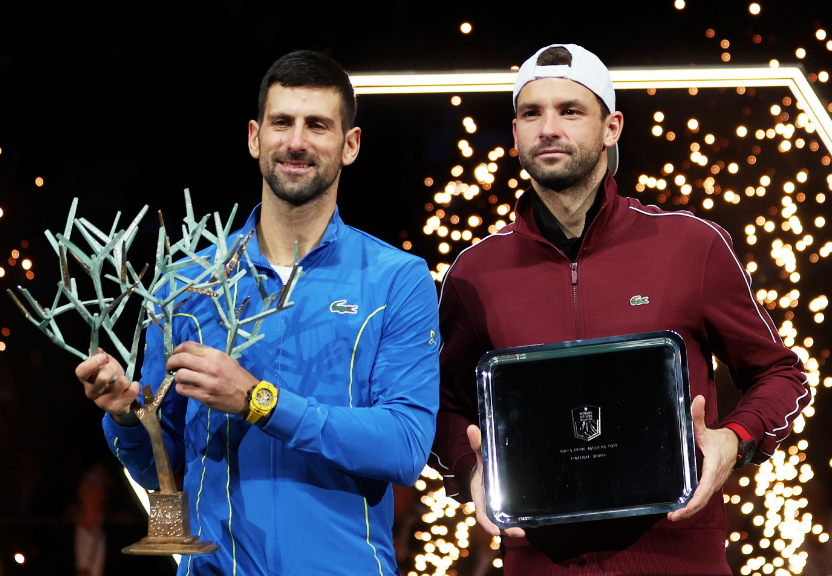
top-left (409, 74), bottom-right (830, 574)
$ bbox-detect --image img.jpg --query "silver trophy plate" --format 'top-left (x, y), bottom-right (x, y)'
top-left (476, 331), bottom-right (697, 527)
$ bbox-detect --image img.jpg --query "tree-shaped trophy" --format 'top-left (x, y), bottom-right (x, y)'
top-left (8, 190), bottom-right (303, 556)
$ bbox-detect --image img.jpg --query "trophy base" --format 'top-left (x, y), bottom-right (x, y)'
top-left (122, 536), bottom-right (220, 556)
top-left (122, 491), bottom-right (220, 556)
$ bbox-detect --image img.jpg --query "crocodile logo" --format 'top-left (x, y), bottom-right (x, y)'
top-left (630, 295), bottom-right (650, 306)
top-left (330, 300), bottom-right (358, 314)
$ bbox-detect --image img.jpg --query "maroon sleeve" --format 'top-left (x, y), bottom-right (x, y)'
top-left (428, 268), bottom-right (486, 502)
top-left (702, 226), bottom-right (810, 463)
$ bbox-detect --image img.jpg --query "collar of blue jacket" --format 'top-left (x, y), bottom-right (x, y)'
top-left (240, 202), bottom-right (344, 275)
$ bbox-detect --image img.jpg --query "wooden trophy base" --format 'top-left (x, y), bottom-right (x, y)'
top-left (122, 491), bottom-right (220, 556)
top-left (122, 537), bottom-right (220, 556)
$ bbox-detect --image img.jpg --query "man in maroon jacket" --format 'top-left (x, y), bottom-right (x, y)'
top-left (430, 43), bottom-right (810, 575)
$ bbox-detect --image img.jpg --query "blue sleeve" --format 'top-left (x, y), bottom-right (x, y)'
top-left (102, 307), bottom-right (188, 490)
top-left (261, 259), bottom-right (440, 486)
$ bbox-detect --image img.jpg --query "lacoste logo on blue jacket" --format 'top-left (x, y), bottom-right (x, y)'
top-left (330, 300), bottom-right (358, 314)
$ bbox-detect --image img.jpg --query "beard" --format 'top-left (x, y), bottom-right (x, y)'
top-left (260, 149), bottom-right (342, 207)
top-left (518, 138), bottom-right (605, 192)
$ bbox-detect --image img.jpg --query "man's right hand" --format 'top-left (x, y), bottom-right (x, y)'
top-left (75, 348), bottom-right (140, 427)
top-left (467, 424), bottom-right (525, 538)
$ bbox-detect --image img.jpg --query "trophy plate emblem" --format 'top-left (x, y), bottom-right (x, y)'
top-left (571, 405), bottom-right (601, 441)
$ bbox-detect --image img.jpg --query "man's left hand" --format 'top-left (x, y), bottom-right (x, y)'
top-left (667, 395), bottom-right (739, 522)
top-left (166, 342), bottom-right (259, 418)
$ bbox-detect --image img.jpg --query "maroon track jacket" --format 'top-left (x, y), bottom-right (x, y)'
top-left (431, 173), bottom-right (810, 575)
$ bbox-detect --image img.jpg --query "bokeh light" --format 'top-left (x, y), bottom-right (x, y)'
top-left (405, 26), bottom-right (832, 574)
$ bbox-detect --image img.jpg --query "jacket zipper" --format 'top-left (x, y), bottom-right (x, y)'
top-left (517, 190), bottom-right (610, 342)
top-left (568, 199), bottom-right (609, 341)
top-left (571, 262), bottom-right (581, 339)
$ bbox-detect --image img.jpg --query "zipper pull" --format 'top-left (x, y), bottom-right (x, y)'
top-left (571, 262), bottom-right (578, 285)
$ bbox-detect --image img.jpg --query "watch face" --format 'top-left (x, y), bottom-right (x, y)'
top-left (254, 387), bottom-right (274, 408)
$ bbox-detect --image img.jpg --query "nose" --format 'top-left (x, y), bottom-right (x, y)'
top-left (285, 123), bottom-right (309, 152)
top-left (538, 111), bottom-right (564, 141)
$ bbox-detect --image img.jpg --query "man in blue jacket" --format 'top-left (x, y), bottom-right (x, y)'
top-left (75, 50), bottom-right (440, 575)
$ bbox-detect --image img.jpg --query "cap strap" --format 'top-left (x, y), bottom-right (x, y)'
top-left (532, 65), bottom-right (571, 79)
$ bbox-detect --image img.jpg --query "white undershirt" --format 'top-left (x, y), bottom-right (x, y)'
top-left (271, 265), bottom-right (293, 285)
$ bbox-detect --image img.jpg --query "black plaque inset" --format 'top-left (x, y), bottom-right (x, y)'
top-left (476, 331), bottom-right (697, 527)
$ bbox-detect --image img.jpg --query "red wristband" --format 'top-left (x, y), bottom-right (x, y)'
top-left (723, 422), bottom-right (756, 468)
top-left (723, 422), bottom-right (752, 442)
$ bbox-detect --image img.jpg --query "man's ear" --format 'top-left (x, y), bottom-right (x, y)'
top-left (248, 120), bottom-right (261, 159)
top-left (342, 126), bottom-right (361, 167)
top-left (512, 119), bottom-right (518, 151)
top-left (604, 111), bottom-right (624, 148)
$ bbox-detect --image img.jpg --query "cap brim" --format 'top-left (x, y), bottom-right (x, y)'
top-left (607, 143), bottom-right (619, 177)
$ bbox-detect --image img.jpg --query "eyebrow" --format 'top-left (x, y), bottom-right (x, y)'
top-left (303, 114), bottom-right (336, 126)
top-left (518, 98), bottom-right (589, 113)
top-left (266, 112), bottom-right (336, 126)
top-left (556, 99), bottom-right (587, 110)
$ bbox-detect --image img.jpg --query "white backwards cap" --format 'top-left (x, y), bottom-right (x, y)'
top-left (513, 43), bottom-right (618, 176)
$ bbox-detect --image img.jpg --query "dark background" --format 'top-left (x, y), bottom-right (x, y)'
top-left (1, 1), bottom-right (832, 574)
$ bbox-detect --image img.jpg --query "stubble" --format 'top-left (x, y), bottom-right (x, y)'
top-left (519, 137), bottom-right (605, 193)
top-left (260, 148), bottom-right (342, 207)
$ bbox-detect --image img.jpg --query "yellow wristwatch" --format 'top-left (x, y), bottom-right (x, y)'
top-left (245, 381), bottom-right (279, 425)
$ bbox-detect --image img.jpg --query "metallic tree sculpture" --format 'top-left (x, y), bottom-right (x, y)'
top-left (8, 190), bottom-right (303, 555)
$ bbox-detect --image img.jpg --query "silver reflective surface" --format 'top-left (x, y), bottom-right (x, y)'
top-left (476, 331), bottom-right (697, 527)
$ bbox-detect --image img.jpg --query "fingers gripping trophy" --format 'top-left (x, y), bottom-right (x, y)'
top-left (7, 190), bottom-right (303, 556)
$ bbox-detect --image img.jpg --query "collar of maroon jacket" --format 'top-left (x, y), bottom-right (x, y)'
top-left (511, 170), bottom-right (621, 257)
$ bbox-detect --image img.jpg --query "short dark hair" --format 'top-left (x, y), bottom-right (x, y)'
top-left (257, 50), bottom-right (357, 133)
top-left (536, 47), bottom-right (611, 118)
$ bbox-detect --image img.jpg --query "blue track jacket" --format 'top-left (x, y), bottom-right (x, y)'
top-left (103, 205), bottom-right (440, 575)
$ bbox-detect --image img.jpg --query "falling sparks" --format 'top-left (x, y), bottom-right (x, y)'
top-left (730, 444), bottom-right (828, 576)
top-left (0, 156), bottom-right (40, 357)
top-left (1, 241), bottom-right (35, 281)
top-left (406, 52), bottom-right (830, 572)
top-left (403, 466), bottom-right (481, 576)
top-left (617, 76), bottom-right (829, 574)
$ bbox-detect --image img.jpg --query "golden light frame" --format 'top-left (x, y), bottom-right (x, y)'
top-left (350, 66), bottom-right (832, 154)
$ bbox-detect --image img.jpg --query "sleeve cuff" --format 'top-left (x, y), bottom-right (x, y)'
top-left (721, 413), bottom-right (771, 464)
top-left (720, 411), bottom-right (765, 445)
top-left (723, 422), bottom-right (752, 442)
top-left (261, 388), bottom-right (307, 441)
top-left (103, 413), bottom-right (149, 445)
top-left (450, 452), bottom-right (478, 504)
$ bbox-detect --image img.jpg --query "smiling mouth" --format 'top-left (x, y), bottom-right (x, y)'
top-left (278, 161), bottom-right (314, 172)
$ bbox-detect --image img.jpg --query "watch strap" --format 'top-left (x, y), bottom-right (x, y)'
top-left (724, 422), bottom-right (756, 468)
top-left (245, 409), bottom-right (264, 425)
top-left (245, 384), bottom-right (262, 424)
